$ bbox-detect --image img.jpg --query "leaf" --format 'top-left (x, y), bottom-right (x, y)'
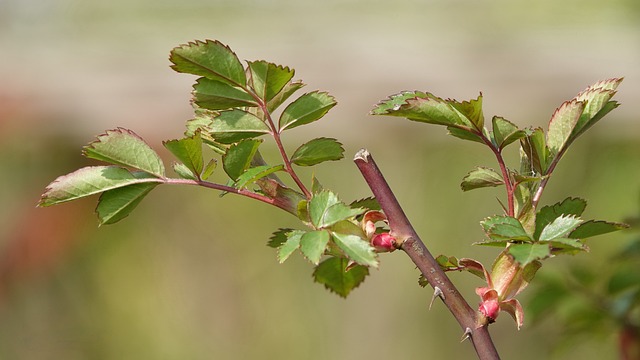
top-left (268, 228), bottom-right (293, 248)
top-left (300, 230), bottom-right (331, 265)
top-left (163, 133), bottom-right (204, 177)
top-left (222, 139), bottom-right (262, 180)
top-left (278, 91), bottom-right (337, 131)
top-left (169, 40), bottom-right (246, 87)
top-left (313, 257), bottom-right (369, 298)
top-left (193, 78), bottom-right (257, 110)
top-left (534, 197), bottom-right (587, 240)
top-left (234, 164), bottom-right (285, 189)
top-left (481, 215), bottom-right (532, 242)
top-left (449, 94), bottom-right (484, 130)
top-left (248, 61), bottom-right (295, 102)
top-left (96, 183), bottom-right (158, 225)
top-left (172, 162), bottom-right (197, 180)
top-left (39, 166), bottom-right (162, 207)
top-left (546, 99), bottom-right (586, 155)
top-left (267, 80), bottom-right (305, 113)
top-left (376, 94), bottom-right (473, 128)
top-left (520, 127), bottom-right (549, 174)
top-left (290, 138), bottom-right (345, 166)
top-left (569, 220), bottom-right (629, 239)
top-left (460, 167), bottom-right (504, 191)
top-left (570, 78), bottom-right (623, 141)
top-left (538, 215), bottom-right (583, 241)
top-left (542, 238), bottom-right (588, 254)
top-left (83, 128), bottom-right (165, 178)
top-left (278, 230), bottom-right (304, 263)
top-left (201, 159), bottom-right (217, 180)
top-left (508, 243), bottom-right (551, 266)
top-left (210, 109), bottom-right (271, 144)
top-left (447, 126), bottom-right (485, 144)
top-left (370, 90), bottom-right (432, 115)
top-left (331, 220), bottom-right (378, 267)
top-left (349, 197), bottom-right (381, 211)
top-left (492, 116), bottom-right (527, 149)
top-left (308, 190), bottom-right (365, 228)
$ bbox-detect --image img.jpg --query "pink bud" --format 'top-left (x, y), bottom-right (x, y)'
top-left (479, 298), bottom-right (500, 323)
top-left (371, 233), bottom-right (396, 252)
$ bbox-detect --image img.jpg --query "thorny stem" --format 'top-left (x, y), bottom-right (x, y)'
top-left (354, 149), bottom-right (500, 360)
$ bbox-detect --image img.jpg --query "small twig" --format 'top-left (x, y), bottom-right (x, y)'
top-left (353, 149), bottom-right (500, 360)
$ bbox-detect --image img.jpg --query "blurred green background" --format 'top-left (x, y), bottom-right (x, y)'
top-left (1, 0), bottom-right (639, 359)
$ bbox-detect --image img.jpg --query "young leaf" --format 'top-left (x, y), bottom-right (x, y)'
top-left (481, 215), bottom-right (532, 242)
top-left (569, 220), bottom-right (629, 239)
top-left (349, 197), bottom-right (381, 211)
top-left (460, 167), bottom-right (504, 191)
top-left (234, 164), bottom-right (285, 189)
top-left (39, 166), bottom-right (162, 207)
top-left (534, 197), bottom-right (587, 240)
top-left (163, 133), bottom-right (204, 177)
top-left (300, 230), bottom-right (331, 265)
top-left (448, 94), bottom-right (484, 130)
top-left (278, 91), bottom-right (337, 132)
top-left (520, 128), bottom-right (549, 174)
top-left (331, 220), bottom-right (378, 267)
top-left (96, 183), bottom-right (158, 225)
top-left (83, 128), bottom-right (165, 178)
top-left (248, 61), bottom-right (295, 102)
top-left (169, 40), bottom-right (246, 87)
top-left (268, 228), bottom-right (293, 248)
top-left (193, 78), bottom-right (257, 110)
top-left (201, 159), bottom-right (217, 180)
top-left (210, 109), bottom-right (271, 144)
top-left (370, 90), bottom-right (432, 115)
top-left (375, 94), bottom-right (473, 128)
top-left (313, 257), bottom-right (369, 298)
top-left (308, 191), bottom-right (365, 228)
top-left (570, 78), bottom-right (623, 141)
top-left (290, 138), bottom-right (344, 166)
top-left (447, 127), bottom-right (485, 144)
top-left (546, 99), bottom-right (586, 155)
top-left (542, 238), bottom-right (587, 254)
top-left (222, 139), bottom-right (262, 180)
top-left (172, 163), bottom-right (197, 180)
top-left (538, 215), bottom-right (583, 241)
top-left (267, 80), bottom-right (305, 113)
top-left (278, 230), bottom-right (304, 263)
top-left (508, 243), bottom-right (551, 266)
top-left (492, 116), bottom-right (527, 149)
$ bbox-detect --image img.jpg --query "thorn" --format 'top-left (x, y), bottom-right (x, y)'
top-left (429, 286), bottom-right (445, 310)
top-left (460, 327), bottom-right (473, 343)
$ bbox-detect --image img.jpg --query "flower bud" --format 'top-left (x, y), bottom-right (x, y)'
top-left (478, 298), bottom-right (500, 323)
top-left (371, 233), bottom-right (396, 252)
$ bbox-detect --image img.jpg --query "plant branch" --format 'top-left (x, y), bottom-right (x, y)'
top-left (353, 149), bottom-right (500, 360)
top-left (478, 132), bottom-right (514, 216)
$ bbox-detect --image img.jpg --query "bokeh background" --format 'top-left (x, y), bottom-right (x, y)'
top-left (1, 0), bottom-right (639, 359)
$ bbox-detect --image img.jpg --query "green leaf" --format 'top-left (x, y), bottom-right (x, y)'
top-left (278, 91), bottom-right (337, 131)
top-left (331, 220), bottom-right (378, 267)
top-left (39, 166), bottom-right (162, 207)
top-left (508, 243), bottom-right (551, 266)
top-left (267, 80), bottom-right (305, 113)
top-left (300, 230), bottom-right (331, 265)
top-left (569, 220), bottom-right (629, 239)
top-left (520, 127), bottom-right (549, 174)
top-left (172, 162), bottom-right (197, 180)
top-left (460, 167), bottom-right (504, 191)
top-left (169, 40), bottom-right (246, 87)
top-left (290, 138), bottom-right (344, 166)
top-left (481, 215), bottom-right (532, 242)
top-left (313, 257), bottom-right (369, 298)
top-left (163, 133), bottom-right (204, 177)
top-left (539, 215), bottom-right (583, 241)
top-left (349, 197), bottom-right (381, 211)
top-left (534, 197), bottom-right (587, 240)
top-left (278, 230), bottom-right (304, 263)
top-left (546, 99), bottom-right (586, 155)
top-left (210, 109), bottom-right (271, 144)
top-left (447, 126), bottom-right (485, 144)
top-left (222, 139), bottom-right (262, 180)
top-left (193, 78), bottom-right (257, 110)
top-left (248, 61), bottom-right (295, 102)
top-left (542, 238), bottom-right (587, 254)
top-left (449, 94), bottom-right (484, 130)
top-left (268, 228), bottom-right (293, 248)
top-left (235, 164), bottom-right (285, 189)
top-left (308, 190), bottom-right (365, 228)
top-left (370, 90), bottom-right (431, 115)
top-left (570, 78), bottom-right (623, 141)
top-left (201, 159), bottom-right (217, 180)
top-left (83, 128), bottom-right (165, 178)
top-left (492, 116), bottom-right (527, 149)
top-left (96, 183), bottom-right (158, 225)
top-left (377, 94), bottom-right (473, 128)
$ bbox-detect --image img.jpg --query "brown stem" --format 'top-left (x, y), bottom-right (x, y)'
top-left (353, 149), bottom-right (500, 360)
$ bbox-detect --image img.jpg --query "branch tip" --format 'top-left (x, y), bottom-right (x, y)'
top-left (353, 148), bottom-right (370, 162)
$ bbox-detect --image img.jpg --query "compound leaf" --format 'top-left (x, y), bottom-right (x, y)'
top-left (83, 128), bottom-right (165, 178)
top-left (492, 116), bottom-right (527, 149)
top-left (248, 61), bottom-right (295, 102)
top-left (308, 191), bottom-right (365, 228)
top-left (291, 137), bottom-right (344, 166)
